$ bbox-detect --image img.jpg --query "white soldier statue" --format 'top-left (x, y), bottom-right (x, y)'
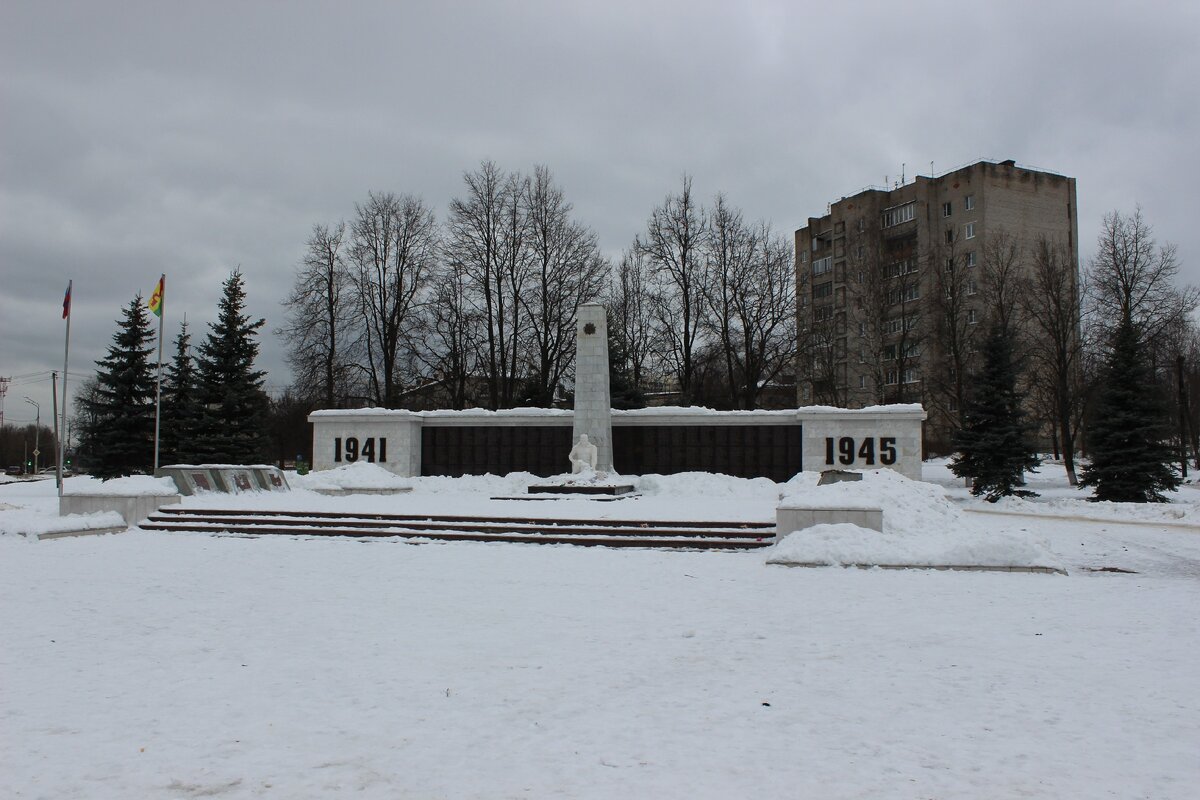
top-left (568, 434), bottom-right (599, 474)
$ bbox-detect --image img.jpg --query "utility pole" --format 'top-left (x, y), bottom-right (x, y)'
top-left (0, 376), bottom-right (9, 427)
top-left (24, 397), bottom-right (40, 473)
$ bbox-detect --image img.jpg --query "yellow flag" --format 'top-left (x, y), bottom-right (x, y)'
top-left (148, 275), bottom-right (164, 317)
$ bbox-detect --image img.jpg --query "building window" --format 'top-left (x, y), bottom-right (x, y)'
top-left (966, 251), bottom-right (977, 267)
top-left (967, 308), bottom-right (978, 324)
top-left (886, 258), bottom-right (918, 278)
top-left (885, 369), bottom-right (898, 385)
top-left (948, 397), bottom-right (959, 412)
top-left (812, 256), bottom-right (833, 276)
top-left (889, 285), bottom-right (920, 304)
top-left (858, 375), bottom-right (867, 389)
top-left (945, 229), bottom-right (954, 244)
top-left (942, 201), bottom-right (952, 217)
top-left (967, 279), bottom-right (978, 295)
top-left (965, 194), bottom-right (975, 211)
top-left (814, 281), bottom-right (833, 298)
top-left (965, 222), bottom-right (976, 239)
top-left (858, 322), bottom-right (866, 336)
top-left (881, 201), bottom-right (916, 228)
top-left (901, 368), bottom-right (918, 384)
top-left (813, 305), bottom-right (834, 322)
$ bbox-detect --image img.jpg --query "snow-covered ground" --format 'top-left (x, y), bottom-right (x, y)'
top-left (2, 462), bottom-right (1199, 798)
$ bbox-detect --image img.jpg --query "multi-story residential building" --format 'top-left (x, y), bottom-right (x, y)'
top-left (795, 159), bottom-right (1079, 447)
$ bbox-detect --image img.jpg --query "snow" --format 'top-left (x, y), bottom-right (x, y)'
top-left (63, 474), bottom-right (180, 496)
top-left (1, 463), bottom-right (1199, 797)
top-left (774, 469), bottom-right (1061, 569)
top-left (290, 461), bottom-right (411, 491)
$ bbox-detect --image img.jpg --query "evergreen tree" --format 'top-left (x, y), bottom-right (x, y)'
top-left (78, 296), bottom-right (157, 479)
top-left (195, 270), bottom-right (269, 463)
top-left (1080, 317), bottom-right (1180, 501)
top-left (950, 322), bottom-right (1041, 501)
top-left (159, 321), bottom-right (205, 464)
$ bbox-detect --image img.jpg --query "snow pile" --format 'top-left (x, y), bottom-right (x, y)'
top-left (771, 470), bottom-right (1061, 570)
top-left (634, 471), bottom-right (784, 503)
top-left (529, 470), bottom-right (634, 487)
top-left (0, 507), bottom-right (125, 538)
top-left (292, 461), bottom-right (412, 491)
top-left (64, 475), bottom-right (179, 496)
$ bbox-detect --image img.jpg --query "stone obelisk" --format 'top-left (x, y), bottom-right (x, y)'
top-left (572, 303), bottom-right (614, 473)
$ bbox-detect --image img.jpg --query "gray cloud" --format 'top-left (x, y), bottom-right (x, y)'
top-left (2, 0), bottom-right (1197, 421)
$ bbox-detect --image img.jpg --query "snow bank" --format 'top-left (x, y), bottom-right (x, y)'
top-left (64, 475), bottom-right (179, 496)
top-left (772, 470), bottom-right (1061, 570)
top-left (292, 461), bottom-right (412, 491)
top-left (634, 471), bottom-right (783, 503)
top-left (0, 507), bottom-right (125, 538)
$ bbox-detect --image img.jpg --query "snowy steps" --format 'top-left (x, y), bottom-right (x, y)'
top-left (140, 507), bottom-right (776, 550)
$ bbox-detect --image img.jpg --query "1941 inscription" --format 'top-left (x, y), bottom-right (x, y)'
top-left (334, 436), bottom-right (387, 464)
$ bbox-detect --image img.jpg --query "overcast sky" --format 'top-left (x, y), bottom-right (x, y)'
top-left (2, 0), bottom-right (1197, 427)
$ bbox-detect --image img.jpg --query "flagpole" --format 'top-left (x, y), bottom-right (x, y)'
top-left (153, 273), bottom-right (165, 473)
top-left (59, 279), bottom-right (72, 500)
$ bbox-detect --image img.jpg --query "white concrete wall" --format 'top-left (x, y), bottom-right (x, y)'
top-left (309, 405), bottom-right (927, 480)
top-left (799, 408), bottom-right (925, 480)
top-left (60, 494), bottom-right (181, 526)
top-left (310, 411), bottom-right (423, 476)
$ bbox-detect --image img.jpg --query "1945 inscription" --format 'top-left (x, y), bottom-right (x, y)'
top-left (824, 436), bottom-right (897, 467)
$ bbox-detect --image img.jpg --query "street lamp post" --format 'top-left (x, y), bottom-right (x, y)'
top-left (24, 397), bottom-right (40, 474)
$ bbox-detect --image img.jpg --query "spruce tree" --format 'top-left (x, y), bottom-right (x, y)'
top-left (950, 322), bottom-right (1041, 501)
top-left (159, 321), bottom-right (205, 464)
top-left (195, 270), bottom-right (269, 464)
top-left (79, 296), bottom-right (157, 479)
top-left (1080, 317), bottom-right (1180, 501)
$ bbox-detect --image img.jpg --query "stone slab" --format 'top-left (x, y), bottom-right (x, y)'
top-left (311, 486), bottom-right (413, 496)
top-left (777, 505), bottom-right (884, 533)
top-left (60, 493), bottom-right (181, 526)
top-left (527, 483), bottom-right (636, 496)
top-left (492, 493), bottom-right (641, 502)
top-left (769, 562), bottom-right (1066, 575)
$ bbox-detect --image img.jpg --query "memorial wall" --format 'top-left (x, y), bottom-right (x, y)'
top-left (307, 404), bottom-right (926, 481)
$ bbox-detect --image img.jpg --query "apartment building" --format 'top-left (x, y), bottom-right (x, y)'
top-left (795, 159), bottom-right (1078, 443)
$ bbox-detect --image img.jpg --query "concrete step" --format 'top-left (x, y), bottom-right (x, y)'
top-left (141, 508), bottom-right (775, 551)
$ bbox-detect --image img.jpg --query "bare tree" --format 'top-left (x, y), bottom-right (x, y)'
top-left (278, 222), bottom-right (360, 407)
top-left (844, 229), bottom-right (890, 404)
top-left (447, 162), bottom-right (530, 408)
top-left (608, 248), bottom-right (657, 395)
top-left (702, 194), bottom-right (756, 406)
top-left (981, 230), bottom-right (1027, 337)
top-left (927, 233), bottom-right (980, 430)
top-left (1088, 208), bottom-right (1198, 340)
top-left (635, 175), bottom-right (711, 405)
top-left (349, 192), bottom-right (438, 407)
top-left (521, 165), bottom-right (609, 406)
top-left (1023, 236), bottom-right (1085, 483)
top-left (413, 257), bottom-right (484, 409)
top-left (727, 222), bottom-right (796, 409)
